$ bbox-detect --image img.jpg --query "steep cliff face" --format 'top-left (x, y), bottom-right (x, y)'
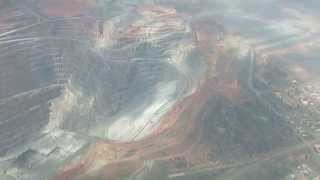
top-left (3, 0), bottom-right (319, 180)
top-left (0, 1), bottom-right (206, 179)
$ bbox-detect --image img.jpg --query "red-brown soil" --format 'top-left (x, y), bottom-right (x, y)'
top-left (52, 6), bottom-right (247, 180)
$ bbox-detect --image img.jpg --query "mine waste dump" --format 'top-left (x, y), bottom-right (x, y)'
top-left (1, 0), bottom-right (320, 180)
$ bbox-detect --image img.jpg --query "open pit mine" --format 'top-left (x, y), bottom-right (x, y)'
top-left (1, 0), bottom-right (320, 180)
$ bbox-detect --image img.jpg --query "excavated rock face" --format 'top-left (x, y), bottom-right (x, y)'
top-left (0, 1), bottom-right (205, 179)
top-left (4, 0), bottom-right (318, 180)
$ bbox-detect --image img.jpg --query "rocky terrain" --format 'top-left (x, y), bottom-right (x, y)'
top-left (1, 0), bottom-right (320, 180)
